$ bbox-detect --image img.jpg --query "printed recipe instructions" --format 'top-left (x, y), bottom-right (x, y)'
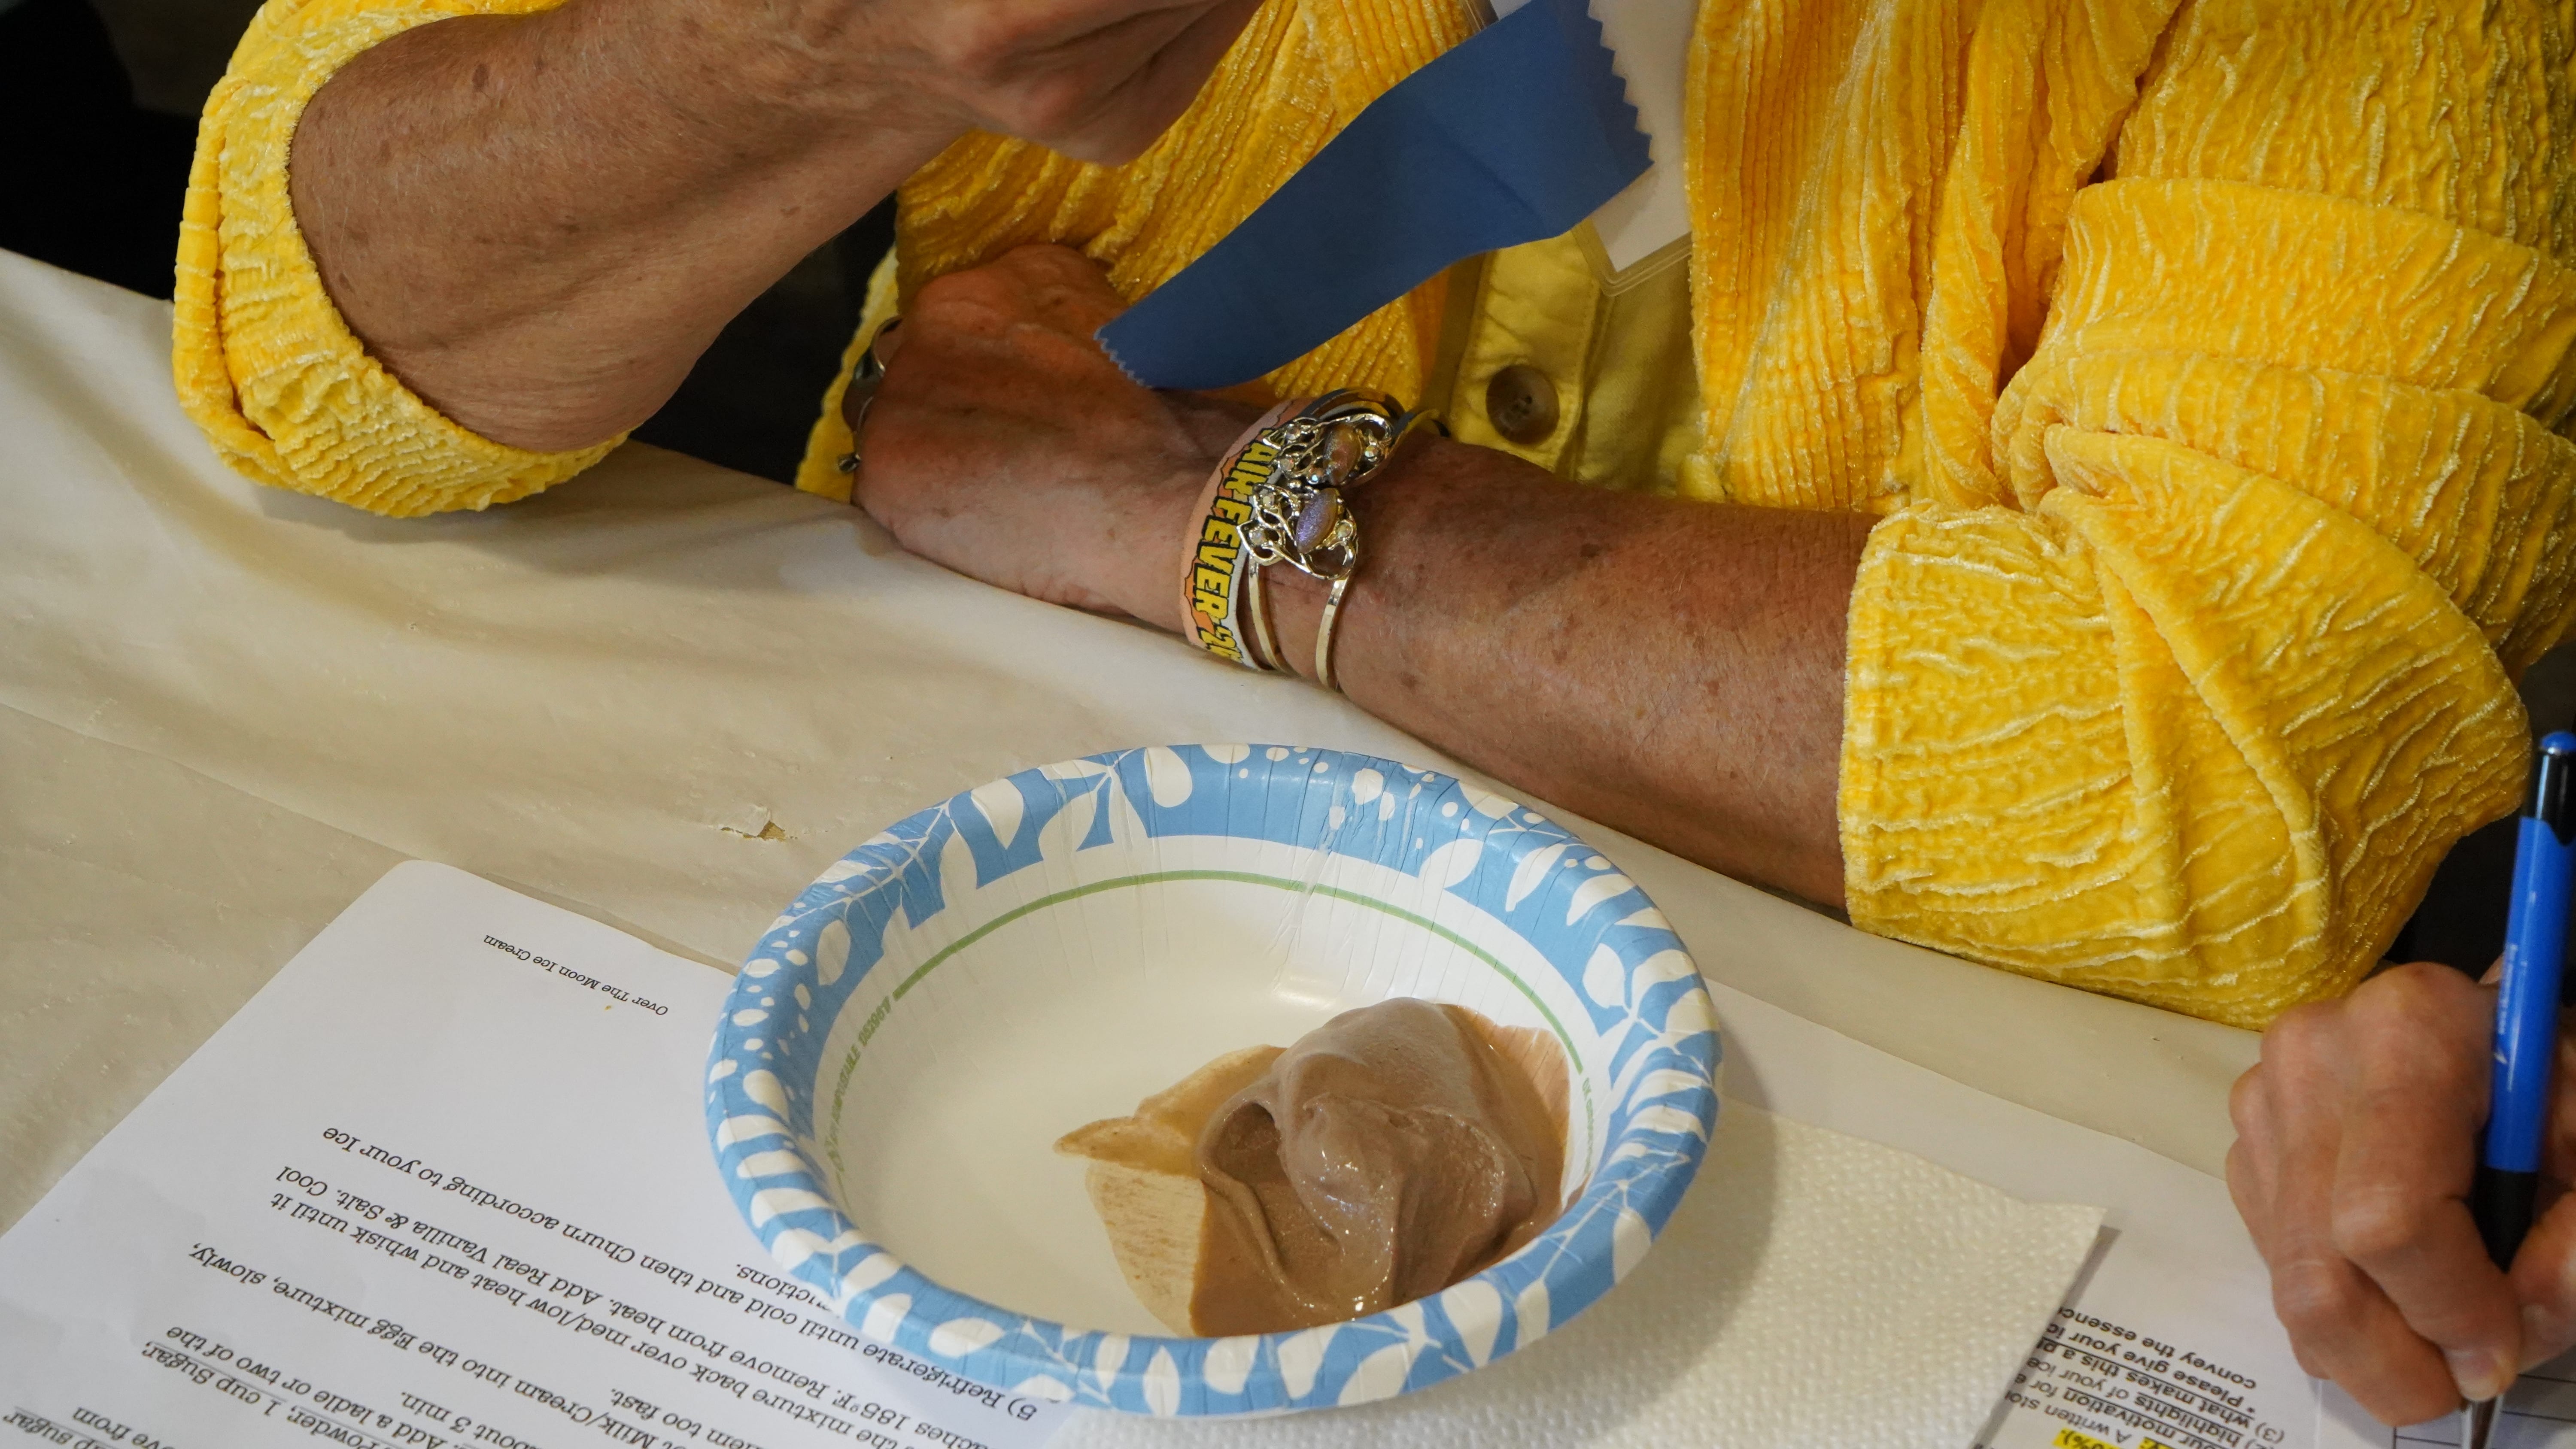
top-left (0, 862), bottom-right (1065, 1449)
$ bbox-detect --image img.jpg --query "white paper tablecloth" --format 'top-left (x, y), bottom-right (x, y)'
top-left (0, 247), bottom-right (2259, 1237)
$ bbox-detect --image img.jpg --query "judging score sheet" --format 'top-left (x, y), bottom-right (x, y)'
top-left (0, 862), bottom-right (1066, 1449)
top-left (2318, 1360), bottom-right (2576, 1446)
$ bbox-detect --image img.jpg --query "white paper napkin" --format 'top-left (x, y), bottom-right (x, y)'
top-left (1058, 1102), bottom-right (2104, 1449)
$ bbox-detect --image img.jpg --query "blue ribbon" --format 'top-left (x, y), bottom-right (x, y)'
top-left (1097, 0), bottom-right (1652, 392)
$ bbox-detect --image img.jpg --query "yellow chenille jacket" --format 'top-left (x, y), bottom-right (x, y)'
top-left (176, 0), bottom-right (2576, 1029)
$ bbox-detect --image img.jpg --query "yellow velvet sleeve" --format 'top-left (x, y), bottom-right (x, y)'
top-left (1840, 0), bottom-right (2576, 1027)
top-left (173, 0), bottom-right (614, 517)
top-left (888, 0), bottom-right (1475, 417)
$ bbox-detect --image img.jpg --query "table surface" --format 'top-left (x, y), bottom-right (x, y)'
top-left (0, 248), bottom-right (2260, 1242)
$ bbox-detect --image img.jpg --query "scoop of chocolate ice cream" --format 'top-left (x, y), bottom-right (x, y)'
top-left (1193, 998), bottom-right (1566, 1332)
top-left (1060, 998), bottom-right (1567, 1336)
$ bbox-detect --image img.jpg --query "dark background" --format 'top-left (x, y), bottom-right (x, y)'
top-left (6, 0), bottom-right (2563, 976)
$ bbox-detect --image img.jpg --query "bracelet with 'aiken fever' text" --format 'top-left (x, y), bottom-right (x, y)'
top-left (1176, 390), bottom-right (1431, 690)
top-left (1178, 400), bottom-right (1299, 670)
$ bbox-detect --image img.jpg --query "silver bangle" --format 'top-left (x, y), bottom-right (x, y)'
top-left (1313, 573), bottom-right (1354, 691)
top-left (1240, 552), bottom-right (1286, 673)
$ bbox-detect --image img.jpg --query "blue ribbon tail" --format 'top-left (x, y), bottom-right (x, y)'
top-left (1096, 0), bottom-right (1652, 393)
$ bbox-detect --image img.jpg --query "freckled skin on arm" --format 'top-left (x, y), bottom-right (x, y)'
top-left (1262, 442), bottom-right (1867, 906)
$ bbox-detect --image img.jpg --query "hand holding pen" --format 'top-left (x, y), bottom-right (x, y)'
top-left (2228, 735), bottom-right (2576, 1426)
top-left (2463, 732), bottom-right (2576, 1446)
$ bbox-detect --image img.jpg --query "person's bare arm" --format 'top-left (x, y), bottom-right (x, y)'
top-left (287, 0), bottom-right (1261, 452)
top-left (847, 246), bottom-right (1862, 903)
top-left (1263, 448), bottom-right (1863, 905)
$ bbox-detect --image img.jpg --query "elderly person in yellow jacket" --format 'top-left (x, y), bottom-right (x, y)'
top-left (179, 0), bottom-right (2571, 1422)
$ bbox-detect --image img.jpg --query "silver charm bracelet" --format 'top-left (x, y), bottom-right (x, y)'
top-left (1236, 390), bottom-right (1433, 691)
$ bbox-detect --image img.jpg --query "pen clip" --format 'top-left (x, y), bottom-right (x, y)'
top-left (2528, 732), bottom-right (2576, 845)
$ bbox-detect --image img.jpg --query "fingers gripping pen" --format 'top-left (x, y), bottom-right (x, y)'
top-left (2466, 731), bottom-right (2576, 1447)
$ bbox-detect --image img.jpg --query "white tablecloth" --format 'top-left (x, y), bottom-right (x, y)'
top-left (0, 247), bottom-right (2257, 1237)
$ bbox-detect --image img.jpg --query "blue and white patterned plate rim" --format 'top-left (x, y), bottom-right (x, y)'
top-left (705, 744), bottom-right (1720, 1418)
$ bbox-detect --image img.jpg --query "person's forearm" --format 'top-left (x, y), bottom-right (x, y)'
top-left (290, 1), bottom-right (950, 451)
top-left (1262, 439), bottom-right (1871, 906)
top-left (838, 248), bottom-right (1865, 905)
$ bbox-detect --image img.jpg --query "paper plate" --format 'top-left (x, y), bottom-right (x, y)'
top-left (705, 744), bottom-right (1719, 1417)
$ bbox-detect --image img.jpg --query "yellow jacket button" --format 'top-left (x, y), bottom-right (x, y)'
top-left (1484, 364), bottom-right (1559, 446)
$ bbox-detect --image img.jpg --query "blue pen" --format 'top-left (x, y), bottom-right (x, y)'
top-left (2465, 731), bottom-right (2576, 1447)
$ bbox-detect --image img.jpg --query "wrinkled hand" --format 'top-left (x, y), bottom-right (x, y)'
top-left (2230, 961), bottom-right (2576, 1422)
top-left (808, 0), bottom-right (1265, 165)
top-left (847, 244), bottom-right (1256, 622)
